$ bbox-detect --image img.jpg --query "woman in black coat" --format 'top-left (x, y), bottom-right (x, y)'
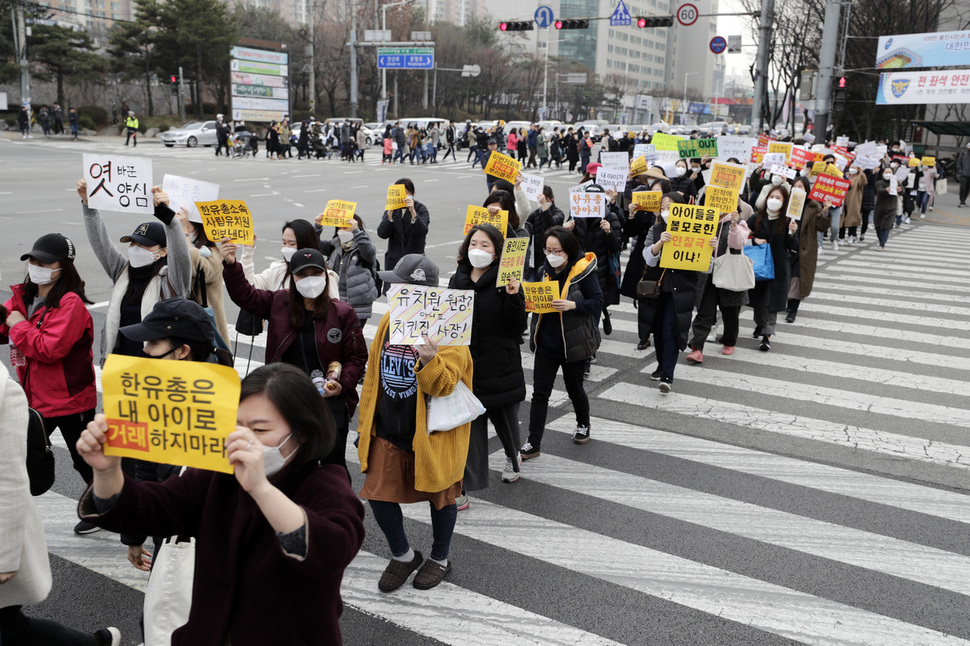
top-left (620, 186), bottom-right (658, 350)
top-left (746, 184), bottom-right (799, 351)
top-left (668, 159), bottom-right (698, 201)
top-left (563, 130), bottom-right (579, 172)
top-left (859, 168), bottom-right (877, 242)
top-left (448, 225), bottom-right (527, 499)
top-left (524, 186), bottom-right (565, 280)
top-left (873, 166), bottom-right (897, 250)
top-left (376, 177), bottom-right (430, 278)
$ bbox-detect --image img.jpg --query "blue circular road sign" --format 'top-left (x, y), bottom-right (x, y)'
top-left (710, 36), bottom-right (727, 54)
top-left (535, 5), bottom-right (555, 28)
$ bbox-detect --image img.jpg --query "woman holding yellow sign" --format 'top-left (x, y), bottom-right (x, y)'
top-left (377, 178), bottom-right (430, 279)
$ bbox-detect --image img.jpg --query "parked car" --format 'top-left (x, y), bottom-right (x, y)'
top-left (161, 120), bottom-right (219, 148)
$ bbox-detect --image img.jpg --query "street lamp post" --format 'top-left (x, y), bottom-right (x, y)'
top-left (683, 71), bottom-right (700, 125)
top-left (381, 0), bottom-right (413, 103)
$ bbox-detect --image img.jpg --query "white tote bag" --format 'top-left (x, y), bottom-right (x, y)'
top-left (143, 536), bottom-right (195, 646)
top-left (936, 178), bottom-right (948, 196)
top-left (712, 251), bottom-right (756, 292)
top-left (426, 381), bottom-right (485, 433)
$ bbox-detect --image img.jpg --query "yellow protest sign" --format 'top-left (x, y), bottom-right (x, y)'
top-left (921, 156), bottom-right (936, 167)
top-left (660, 204), bottom-right (718, 272)
top-left (767, 141), bottom-right (793, 163)
top-left (632, 191), bottom-right (663, 212)
top-left (630, 156), bottom-right (648, 176)
top-left (705, 186), bottom-right (739, 214)
top-left (497, 237), bottom-right (530, 287)
top-left (319, 199), bottom-right (357, 227)
top-left (522, 281), bottom-right (558, 313)
top-left (484, 151), bottom-right (522, 183)
top-left (709, 161), bottom-right (747, 194)
top-left (651, 133), bottom-right (682, 151)
top-left (101, 354), bottom-right (241, 474)
top-left (787, 187), bottom-right (807, 221)
top-left (908, 157), bottom-right (920, 168)
top-left (195, 200), bottom-right (255, 246)
top-left (809, 161), bottom-right (826, 179)
top-left (385, 184), bottom-right (408, 211)
top-left (464, 205), bottom-right (508, 235)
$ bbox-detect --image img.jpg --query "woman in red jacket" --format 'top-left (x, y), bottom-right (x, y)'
top-left (1, 234), bottom-right (96, 503)
top-left (220, 244), bottom-right (367, 473)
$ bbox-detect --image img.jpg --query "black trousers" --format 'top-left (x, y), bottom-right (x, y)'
top-left (689, 278), bottom-right (740, 350)
top-left (528, 352), bottom-right (589, 450)
top-left (44, 408), bottom-right (96, 485)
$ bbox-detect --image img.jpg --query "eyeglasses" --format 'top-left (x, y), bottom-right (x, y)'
top-left (543, 248), bottom-right (565, 255)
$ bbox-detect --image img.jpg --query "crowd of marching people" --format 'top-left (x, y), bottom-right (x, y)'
top-left (0, 123), bottom-right (946, 645)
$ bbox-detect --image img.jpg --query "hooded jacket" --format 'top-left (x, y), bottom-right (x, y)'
top-left (320, 229), bottom-right (380, 322)
top-left (529, 252), bottom-right (603, 363)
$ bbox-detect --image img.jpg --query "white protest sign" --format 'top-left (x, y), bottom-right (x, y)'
top-left (889, 177), bottom-right (898, 196)
top-left (83, 154), bottom-right (154, 214)
top-left (519, 172), bottom-right (544, 202)
top-left (162, 174), bottom-right (220, 223)
top-left (716, 136), bottom-right (756, 164)
top-left (854, 141), bottom-right (878, 158)
top-left (836, 136), bottom-right (849, 148)
top-left (599, 152), bottom-right (629, 171)
top-left (596, 167), bottom-right (628, 192)
top-left (769, 164), bottom-right (789, 178)
top-left (855, 155), bottom-right (879, 170)
top-left (761, 152), bottom-right (786, 168)
top-left (633, 144), bottom-right (656, 162)
top-left (894, 167), bottom-right (910, 182)
top-left (386, 285), bottom-right (475, 346)
top-left (876, 144), bottom-right (888, 158)
top-left (568, 187), bottom-right (608, 219)
top-left (833, 154), bottom-right (849, 172)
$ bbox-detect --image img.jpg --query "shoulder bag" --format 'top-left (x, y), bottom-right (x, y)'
top-left (742, 243), bottom-right (775, 281)
top-left (636, 268), bottom-right (666, 299)
top-left (426, 381), bottom-right (485, 433)
top-left (26, 407), bottom-right (55, 496)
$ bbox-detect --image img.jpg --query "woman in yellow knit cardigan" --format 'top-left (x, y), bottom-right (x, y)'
top-left (357, 254), bottom-right (473, 592)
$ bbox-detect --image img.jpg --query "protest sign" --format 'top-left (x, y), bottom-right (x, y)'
top-left (758, 133), bottom-right (774, 147)
top-left (632, 191), bottom-right (664, 212)
top-left (522, 282), bottom-right (558, 314)
top-left (596, 167), bottom-right (628, 192)
top-left (83, 154), bottom-right (154, 214)
top-left (464, 205), bottom-right (509, 235)
top-left (387, 284), bottom-right (475, 345)
top-left (519, 172), bottom-right (544, 202)
top-left (599, 152), bottom-right (629, 171)
top-left (677, 137), bottom-right (718, 159)
top-left (319, 199), bottom-right (357, 227)
top-left (162, 174), bottom-right (219, 223)
top-left (908, 157), bottom-right (921, 168)
top-left (651, 132), bottom-right (683, 151)
top-left (808, 173), bottom-right (852, 207)
top-left (716, 136), bottom-right (755, 164)
top-left (921, 156), bottom-right (936, 167)
top-left (790, 147), bottom-right (815, 169)
top-left (787, 187), bottom-right (807, 221)
top-left (195, 200), bottom-right (255, 245)
top-left (767, 142), bottom-right (793, 164)
top-left (889, 177), bottom-right (898, 196)
top-left (836, 136), bottom-right (849, 148)
top-left (484, 151), bottom-right (522, 182)
top-left (894, 166), bottom-right (909, 182)
top-left (660, 204), bottom-right (718, 272)
top-left (386, 184), bottom-right (408, 211)
top-left (102, 354), bottom-right (240, 474)
top-left (633, 144), bottom-right (656, 163)
top-left (833, 154), bottom-right (850, 172)
top-left (854, 141), bottom-right (878, 158)
top-left (809, 161), bottom-right (827, 179)
top-left (497, 237), bottom-right (530, 287)
top-left (855, 155), bottom-right (880, 170)
top-left (568, 188), bottom-right (608, 219)
top-left (762, 152), bottom-right (787, 168)
top-left (750, 146), bottom-right (767, 163)
top-left (630, 156), bottom-right (648, 176)
top-left (705, 186), bottom-right (740, 214)
top-left (709, 161), bottom-right (747, 194)
top-left (769, 164), bottom-right (796, 180)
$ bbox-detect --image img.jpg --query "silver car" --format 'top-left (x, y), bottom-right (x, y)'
top-left (161, 121), bottom-right (220, 148)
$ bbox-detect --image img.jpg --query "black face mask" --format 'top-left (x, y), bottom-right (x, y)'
top-left (140, 345), bottom-right (178, 360)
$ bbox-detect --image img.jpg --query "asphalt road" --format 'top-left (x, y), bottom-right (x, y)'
top-left (3, 133), bottom-right (970, 646)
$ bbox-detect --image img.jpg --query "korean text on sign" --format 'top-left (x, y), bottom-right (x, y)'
top-left (386, 185), bottom-right (408, 211)
top-left (787, 187), bottom-right (807, 221)
top-left (807, 174), bottom-right (852, 208)
top-left (519, 172), bottom-right (544, 202)
top-left (767, 142), bottom-right (793, 163)
top-left (705, 186), bottom-right (739, 214)
top-left (677, 138), bottom-right (718, 159)
top-left (630, 156), bottom-right (649, 176)
top-left (568, 189), bottom-right (607, 219)
top-left (162, 174), bottom-right (219, 222)
top-left (632, 191), bottom-right (663, 212)
top-left (83, 154), bottom-right (154, 215)
top-left (522, 282), bottom-right (558, 314)
top-left (320, 199), bottom-right (357, 227)
top-left (464, 205), bottom-right (508, 236)
top-left (101, 355), bottom-right (241, 474)
top-left (484, 151), bottom-right (522, 183)
top-left (660, 204), bottom-right (718, 272)
top-left (387, 285), bottom-right (475, 346)
top-left (496, 237), bottom-right (530, 287)
top-left (195, 200), bottom-right (255, 245)
top-left (709, 161), bottom-right (747, 194)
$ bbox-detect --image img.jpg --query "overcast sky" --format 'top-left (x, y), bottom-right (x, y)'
top-left (715, 0), bottom-right (758, 77)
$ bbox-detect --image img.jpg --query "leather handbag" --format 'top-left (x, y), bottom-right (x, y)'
top-left (743, 244), bottom-right (775, 281)
top-left (713, 251), bottom-right (756, 292)
top-left (636, 268), bottom-right (666, 299)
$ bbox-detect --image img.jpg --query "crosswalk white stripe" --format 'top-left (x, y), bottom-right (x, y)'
top-left (546, 415), bottom-right (970, 525)
top-left (782, 314), bottom-right (967, 349)
top-left (808, 290), bottom-right (970, 316)
top-left (599, 383), bottom-right (970, 472)
top-left (812, 280), bottom-right (970, 305)
top-left (833, 265), bottom-right (966, 286)
top-left (813, 273), bottom-right (967, 295)
top-left (834, 258), bottom-right (970, 278)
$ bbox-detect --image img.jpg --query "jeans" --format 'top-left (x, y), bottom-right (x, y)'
top-left (368, 500), bottom-right (457, 562)
top-left (70, 124), bottom-right (78, 138)
top-left (818, 206), bottom-right (841, 246)
top-left (917, 190), bottom-right (930, 214)
top-left (539, 156), bottom-right (550, 169)
top-left (527, 351), bottom-right (589, 449)
top-left (652, 291), bottom-right (680, 383)
top-left (0, 606), bottom-right (97, 646)
top-left (44, 409), bottom-right (96, 485)
top-left (877, 229), bottom-right (890, 247)
top-left (393, 146), bottom-right (406, 164)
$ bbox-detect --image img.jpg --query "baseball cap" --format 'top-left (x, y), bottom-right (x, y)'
top-left (487, 138), bottom-right (498, 145)
top-left (378, 254), bottom-right (439, 287)
top-left (288, 248), bottom-right (328, 274)
top-left (586, 162), bottom-right (602, 175)
top-left (21, 233), bottom-right (77, 263)
top-left (120, 299), bottom-right (214, 343)
top-left (120, 222), bottom-right (167, 247)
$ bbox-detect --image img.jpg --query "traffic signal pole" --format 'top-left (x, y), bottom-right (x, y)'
top-left (812, 0), bottom-right (842, 141)
top-left (750, 0), bottom-right (773, 135)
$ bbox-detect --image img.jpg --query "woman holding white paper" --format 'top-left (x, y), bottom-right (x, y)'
top-left (785, 176), bottom-right (832, 323)
top-left (873, 167), bottom-right (897, 250)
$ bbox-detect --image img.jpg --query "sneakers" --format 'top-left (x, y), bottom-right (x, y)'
top-left (412, 559), bottom-right (452, 590)
top-left (650, 368), bottom-right (663, 381)
top-left (636, 340), bottom-right (650, 350)
top-left (93, 627), bottom-right (121, 646)
top-left (572, 425), bottom-right (590, 444)
top-left (920, 213), bottom-right (925, 219)
top-left (456, 493), bottom-right (469, 511)
top-left (904, 216), bottom-right (911, 224)
top-left (877, 246), bottom-right (885, 251)
top-left (817, 245), bottom-right (824, 256)
top-left (759, 337), bottom-right (771, 352)
top-left (658, 381), bottom-right (672, 394)
top-left (721, 345), bottom-right (735, 356)
top-left (859, 234), bottom-right (865, 242)
top-left (502, 454), bottom-right (522, 482)
top-left (378, 551), bottom-right (424, 592)
top-left (602, 311), bottom-right (612, 335)
top-left (752, 327), bottom-right (763, 339)
top-left (685, 348), bottom-right (703, 364)
top-left (74, 519), bottom-right (101, 535)
top-left (520, 441), bottom-right (540, 460)
top-left (831, 239), bottom-right (839, 251)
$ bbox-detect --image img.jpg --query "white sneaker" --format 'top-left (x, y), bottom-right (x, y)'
top-left (502, 454), bottom-right (522, 483)
top-left (832, 240), bottom-right (839, 251)
top-left (851, 235), bottom-right (858, 244)
top-left (817, 245), bottom-right (824, 256)
top-left (920, 213), bottom-right (925, 219)
top-left (904, 217), bottom-right (911, 224)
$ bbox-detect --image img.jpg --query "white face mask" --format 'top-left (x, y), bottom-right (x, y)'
top-left (766, 197), bottom-right (784, 212)
top-left (263, 434), bottom-right (295, 477)
top-left (675, 166), bottom-right (687, 177)
top-left (799, 167), bottom-right (809, 177)
top-left (660, 210), bottom-right (670, 221)
top-left (883, 173), bottom-right (893, 180)
top-left (295, 275), bottom-right (327, 299)
top-left (546, 252), bottom-right (567, 268)
top-left (336, 230), bottom-right (355, 245)
top-left (27, 264), bottom-right (60, 286)
top-left (771, 175), bottom-right (784, 186)
top-left (281, 246), bottom-right (297, 262)
top-left (848, 167), bottom-right (858, 175)
top-left (467, 248), bottom-right (494, 269)
top-left (128, 245), bottom-right (159, 269)
top-left (890, 162), bottom-right (899, 169)
top-left (691, 166), bottom-right (700, 172)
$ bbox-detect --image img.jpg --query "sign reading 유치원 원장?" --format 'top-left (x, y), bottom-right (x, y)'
top-left (496, 237), bottom-right (530, 287)
top-left (660, 204), bottom-right (718, 272)
top-left (387, 284), bottom-right (475, 346)
top-left (101, 355), bottom-right (241, 474)
top-left (522, 281), bottom-right (558, 314)
top-left (83, 154), bottom-right (154, 214)
top-left (195, 200), bottom-right (255, 245)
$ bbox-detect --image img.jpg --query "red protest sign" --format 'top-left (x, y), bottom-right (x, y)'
top-left (758, 133), bottom-right (775, 147)
top-left (751, 146), bottom-right (767, 163)
top-left (808, 173), bottom-right (852, 207)
top-left (790, 147), bottom-right (815, 169)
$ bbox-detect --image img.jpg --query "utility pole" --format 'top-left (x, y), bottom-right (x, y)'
top-left (307, 0), bottom-right (315, 114)
top-left (12, 2), bottom-right (30, 113)
top-left (349, 9), bottom-right (358, 118)
top-left (812, 0), bottom-right (841, 141)
top-left (751, 0), bottom-right (774, 134)
top-left (178, 66), bottom-right (186, 123)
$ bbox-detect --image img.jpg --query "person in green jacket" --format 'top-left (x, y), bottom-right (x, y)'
top-left (125, 111), bottom-right (139, 147)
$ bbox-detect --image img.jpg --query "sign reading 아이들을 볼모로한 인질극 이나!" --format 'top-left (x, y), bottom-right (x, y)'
top-left (808, 174), bottom-right (852, 207)
top-left (522, 281), bottom-right (558, 314)
top-left (195, 200), bottom-right (255, 245)
top-left (660, 204), bottom-right (718, 272)
top-left (162, 174), bottom-right (219, 223)
top-left (83, 154), bottom-right (154, 215)
top-left (101, 355), bottom-right (241, 474)
top-left (484, 151), bottom-right (522, 183)
top-left (387, 284), bottom-right (474, 346)
top-left (496, 237), bottom-right (530, 287)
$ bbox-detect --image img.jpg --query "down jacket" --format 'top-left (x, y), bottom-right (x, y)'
top-left (320, 229), bottom-right (380, 322)
top-left (529, 252), bottom-right (603, 363)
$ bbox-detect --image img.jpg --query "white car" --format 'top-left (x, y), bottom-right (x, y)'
top-left (160, 121), bottom-right (219, 148)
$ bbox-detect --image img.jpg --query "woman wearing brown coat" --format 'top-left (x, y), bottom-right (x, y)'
top-left (786, 175), bottom-right (832, 323)
top-left (839, 164), bottom-right (866, 244)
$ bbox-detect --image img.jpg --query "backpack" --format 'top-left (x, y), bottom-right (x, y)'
top-left (26, 407), bottom-right (55, 496)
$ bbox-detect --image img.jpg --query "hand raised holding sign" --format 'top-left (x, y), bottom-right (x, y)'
top-left (219, 237), bottom-right (239, 264)
top-left (77, 414), bottom-right (125, 499)
top-left (226, 426), bottom-right (268, 495)
top-left (151, 186), bottom-right (169, 208)
top-left (505, 277), bottom-right (520, 295)
top-left (76, 178), bottom-right (88, 204)
top-left (415, 332), bottom-right (439, 365)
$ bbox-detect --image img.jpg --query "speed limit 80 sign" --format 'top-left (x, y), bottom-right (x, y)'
top-left (676, 3), bottom-right (698, 26)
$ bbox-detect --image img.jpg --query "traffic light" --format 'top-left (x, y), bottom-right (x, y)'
top-left (170, 75), bottom-right (178, 95)
top-left (499, 20), bottom-right (533, 31)
top-left (636, 16), bottom-right (673, 27)
top-left (838, 76), bottom-right (846, 88)
top-left (555, 19), bottom-right (590, 29)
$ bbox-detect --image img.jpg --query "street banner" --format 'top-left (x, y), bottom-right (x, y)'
top-left (807, 174), bottom-right (852, 207)
top-left (386, 184), bottom-right (408, 211)
top-left (387, 284), bottom-right (475, 346)
top-left (568, 188), bottom-right (608, 219)
top-left (787, 187), bottom-right (807, 221)
top-left (162, 175), bottom-right (219, 223)
top-left (632, 191), bottom-right (663, 212)
top-left (102, 355), bottom-right (240, 474)
top-left (660, 204), bottom-right (718, 272)
top-left (678, 137), bottom-right (718, 159)
top-left (484, 151), bottom-right (522, 182)
top-left (875, 69), bottom-right (970, 105)
top-left (715, 136), bottom-right (755, 163)
top-left (519, 172), bottom-right (544, 201)
top-left (705, 186), bottom-right (740, 214)
top-left (83, 154), bottom-right (154, 214)
top-left (876, 30), bottom-right (970, 69)
top-left (522, 281), bottom-right (558, 314)
top-left (496, 237), bottom-right (530, 287)
top-left (319, 199), bottom-right (357, 227)
top-left (464, 205), bottom-right (508, 235)
top-left (195, 200), bottom-right (255, 245)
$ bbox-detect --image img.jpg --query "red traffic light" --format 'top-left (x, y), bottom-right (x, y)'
top-left (170, 75), bottom-right (177, 83)
top-left (500, 22), bottom-right (508, 31)
top-left (555, 19), bottom-right (589, 29)
top-left (500, 20), bottom-right (533, 31)
top-left (838, 76), bottom-right (846, 88)
top-left (637, 17), bottom-right (646, 27)
top-left (555, 20), bottom-right (563, 29)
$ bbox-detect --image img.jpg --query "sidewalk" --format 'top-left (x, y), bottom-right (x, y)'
top-left (0, 131), bottom-right (160, 145)
top-left (924, 184), bottom-right (970, 227)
